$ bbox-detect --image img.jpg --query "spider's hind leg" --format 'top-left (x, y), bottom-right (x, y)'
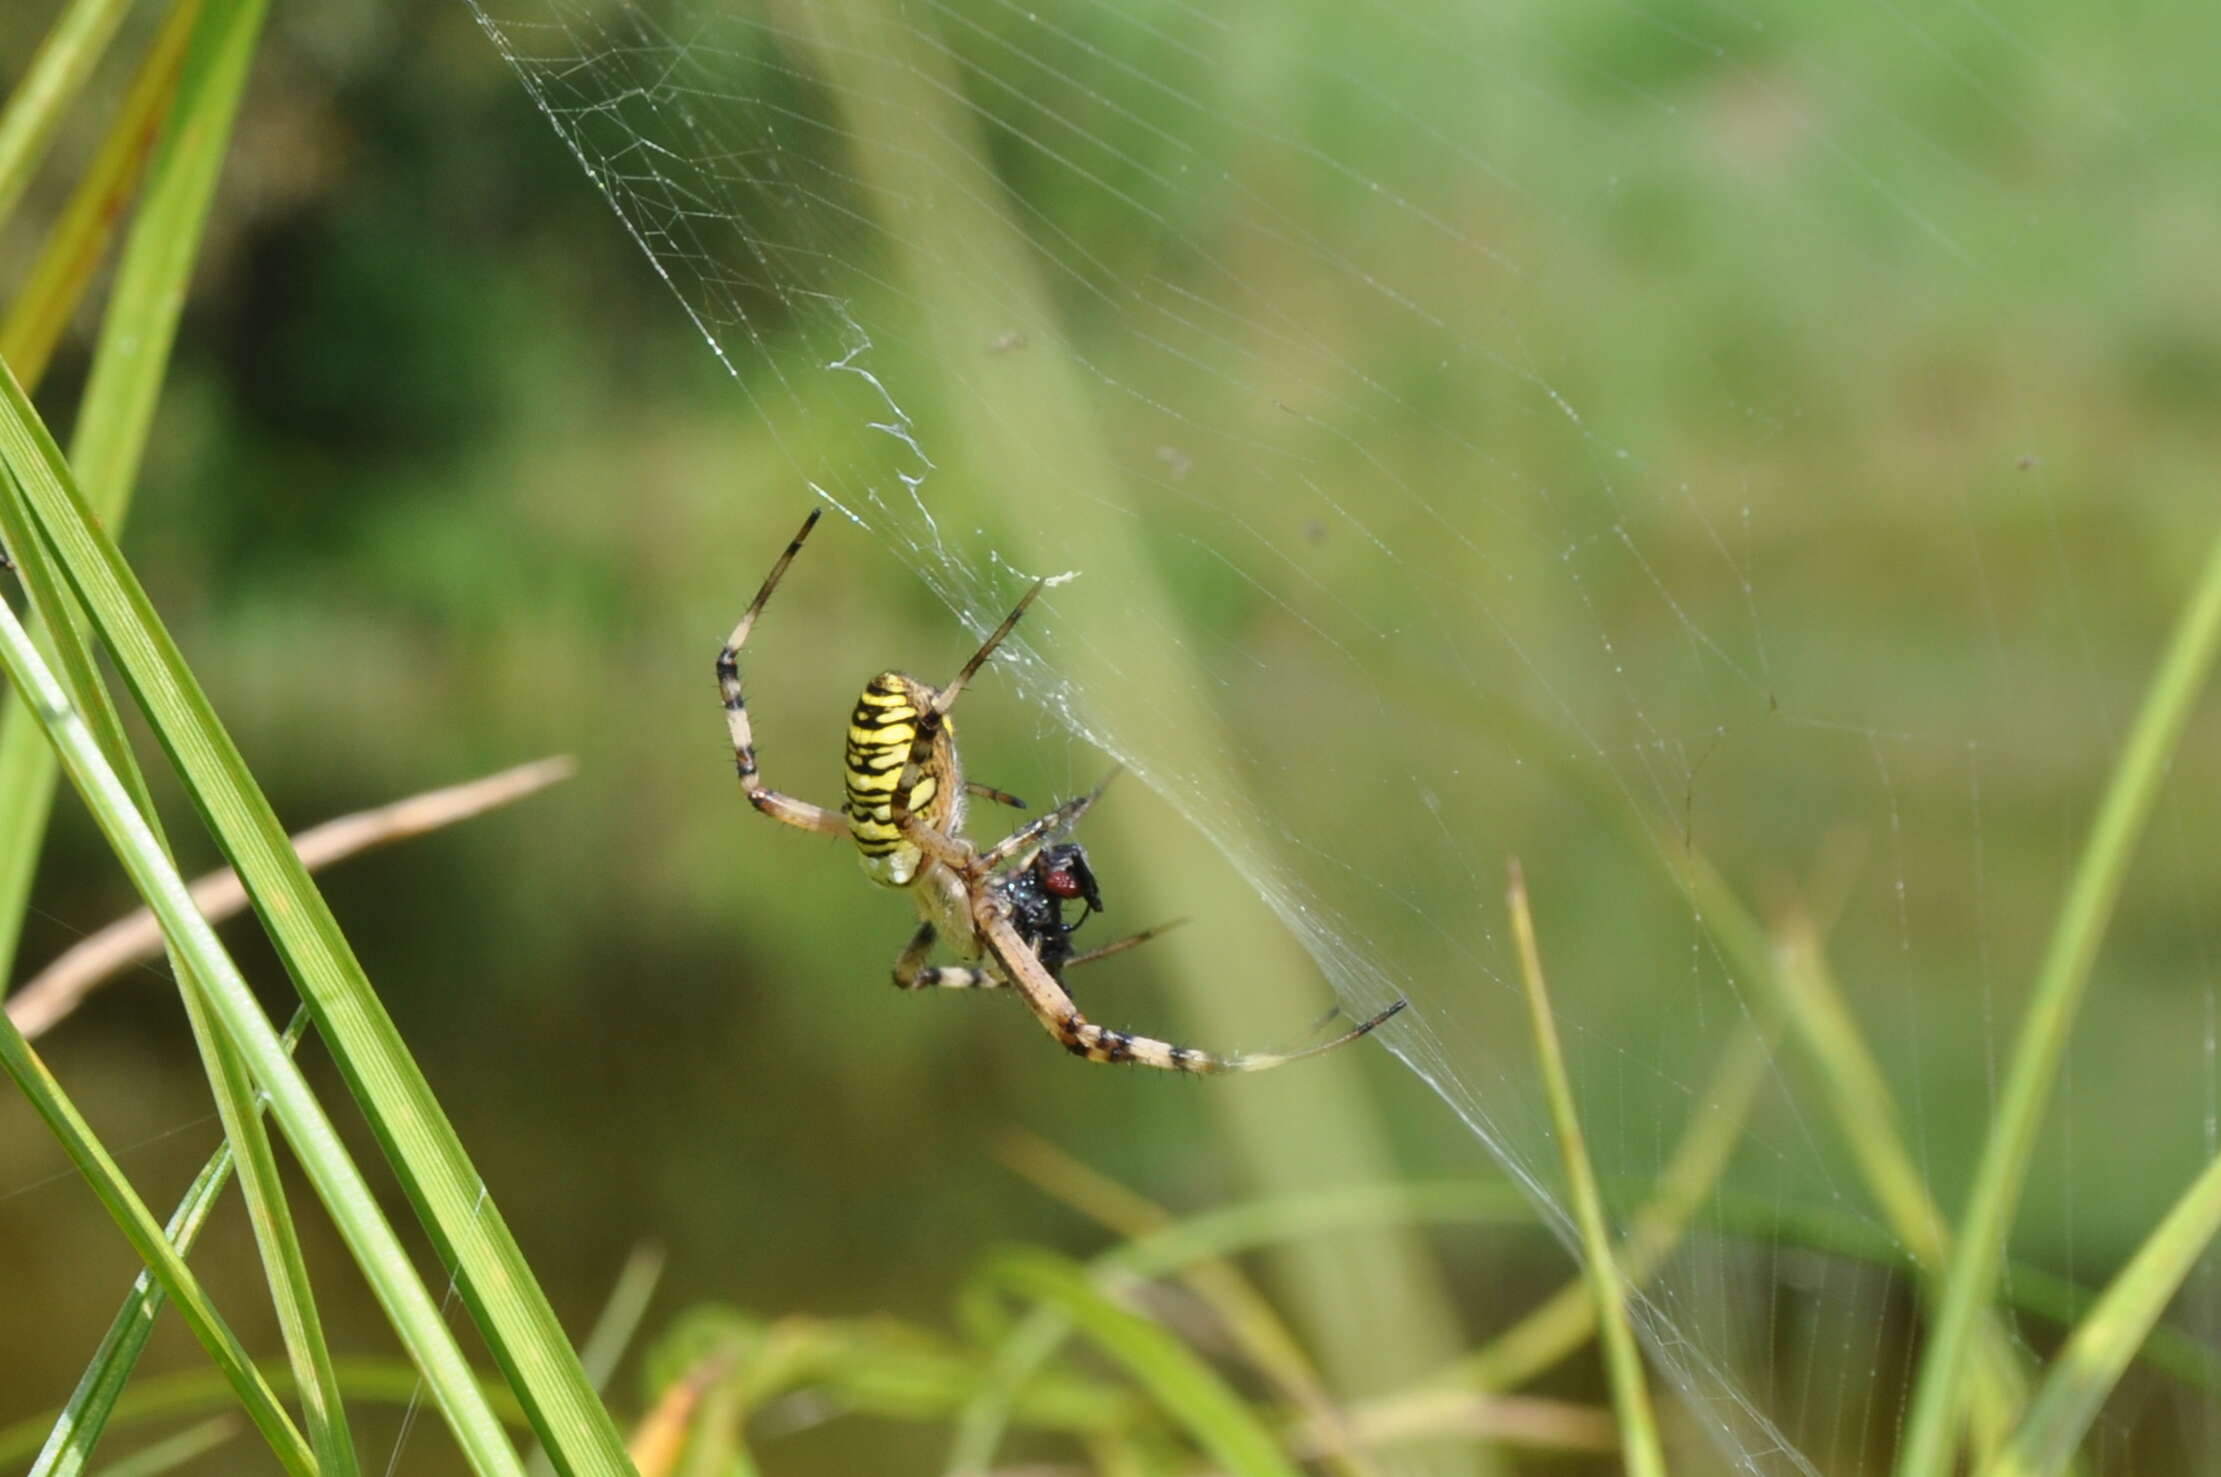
top-left (1060, 916), bottom-right (1189, 972)
top-left (888, 578), bottom-right (1051, 867)
top-left (978, 909), bottom-right (1407, 1074)
top-left (718, 509), bottom-right (845, 837)
top-left (1054, 1000), bottom-right (1408, 1074)
top-left (890, 921), bottom-right (1004, 990)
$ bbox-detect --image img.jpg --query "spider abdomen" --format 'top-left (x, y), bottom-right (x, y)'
top-left (843, 673), bottom-right (962, 885)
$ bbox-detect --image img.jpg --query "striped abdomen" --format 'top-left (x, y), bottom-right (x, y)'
top-left (843, 673), bottom-right (961, 886)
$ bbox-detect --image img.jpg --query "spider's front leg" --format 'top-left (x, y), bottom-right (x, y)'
top-left (886, 576), bottom-right (1050, 875)
top-left (974, 767), bottom-right (1120, 872)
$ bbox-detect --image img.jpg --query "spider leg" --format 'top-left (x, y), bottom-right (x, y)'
top-left (1060, 916), bottom-right (1189, 971)
top-left (965, 782), bottom-right (1028, 810)
top-left (976, 907), bottom-right (1407, 1073)
top-left (890, 921), bottom-right (1003, 990)
top-left (889, 810), bottom-right (976, 873)
top-left (719, 509), bottom-right (845, 837)
top-left (887, 578), bottom-right (1049, 864)
top-left (975, 767), bottom-right (1121, 871)
top-left (934, 578), bottom-right (1048, 719)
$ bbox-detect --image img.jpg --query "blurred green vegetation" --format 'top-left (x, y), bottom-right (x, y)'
top-left (4, 0), bottom-right (2220, 1471)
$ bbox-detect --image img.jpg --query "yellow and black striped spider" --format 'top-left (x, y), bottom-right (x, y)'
top-left (716, 509), bottom-right (1405, 1073)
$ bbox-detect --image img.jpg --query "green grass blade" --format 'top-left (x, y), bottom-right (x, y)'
top-left (1100, 1183), bottom-right (1534, 1274)
top-left (1507, 861), bottom-right (1665, 1477)
top-left (0, 0), bottom-right (207, 984)
top-left (1898, 526), bottom-right (2221, 1477)
top-left (1087, 1175), bottom-right (2188, 1379)
top-left (974, 1247), bottom-right (1303, 1477)
top-left (0, 0), bottom-right (202, 388)
top-left (524, 1245), bottom-right (666, 1477)
top-left (995, 1137), bottom-right (1380, 1477)
top-left (0, 372), bottom-right (626, 1471)
top-left (576, 1245), bottom-right (667, 1395)
top-left (0, 0), bottom-right (135, 229)
top-left (72, 0), bottom-right (256, 515)
top-left (0, 962), bottom-right (309, 1468)
top-left (1982, 1152), bottom-right (2221, 1477)
top-left (1451, 1016), bottom-right (1773, 1392)
top-left (0, 482), bottom-right (524, 1474)
top-left (29, 1010), bottom-right (308, 1477)
top-left (0, 693), bottom-right (61, 974)
top-left (89, 1417), bottom-right (239, 1477)
top-left (1772, 914), bottom-right (1953, 1266)
top-left (1773, 911), bottom-right (2035, 1457)
top-left (183, 995), bottom-right (357, 1473)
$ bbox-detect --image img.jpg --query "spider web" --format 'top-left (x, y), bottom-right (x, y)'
top-left (464, 0), bottom-right (2221, 1470)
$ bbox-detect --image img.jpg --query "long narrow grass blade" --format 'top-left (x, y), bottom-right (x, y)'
top-left (72, 0), bottom-right (254, 511)
top-left (1506, 860), bottom-right (1667, 1477)
top-left (0, 0), bottom-right (135, 229)
top-left (10, 756), bottom-right (577, 1038)
top-left (0, 957), bottom-right (309, 1466)
top-left (976, 1247), bottom-right (1303, 1477)
top-left (1667, 846), bottom-right (2035, 1453)
top-left (525, 1244), bottom-right (666, 1477)
top-left (85, 1416), bottom-right (239, 1477)
top-left (1295, 1389), bottom-right (1620, 1459)
top-left (997, 1131), bottom-right (1376, 1477)
top-left (1450, 1015), bottom-right (1773, 1392)
top-left (29, 1010), bottom-right (309, 1477)
top-left (577, 1245), bottom-right (668, 1393)
top-left (1899, 527), bottom-right (2221, 1477)
top-left (0, 521), bottom-right (525, 1474)
top-left (1981, 1152), bottom-right (2221, 1477)
top-left (1773, 909), bottom-right (2035, 1459)
top-left (184, 992), bottom-right (357, 1473)
top-left (0, 0), bottom-right (204, 388)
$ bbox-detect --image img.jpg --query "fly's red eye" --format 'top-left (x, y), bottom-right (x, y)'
top-left (1043, 867), bottom-right (1084, 899)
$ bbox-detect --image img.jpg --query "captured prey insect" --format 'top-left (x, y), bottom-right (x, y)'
top-left (716, 508), bottom-right (1407, 1073)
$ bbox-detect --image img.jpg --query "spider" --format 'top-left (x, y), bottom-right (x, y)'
top-left (716, 508), bottom-right (1406, 1073)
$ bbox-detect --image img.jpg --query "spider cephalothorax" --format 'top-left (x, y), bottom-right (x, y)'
top-left (716, 508), bottom-right (1406, 1072)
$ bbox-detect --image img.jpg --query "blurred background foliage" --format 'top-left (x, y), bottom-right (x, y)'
top-left (3, 0), bottom-right (2219, 1471)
